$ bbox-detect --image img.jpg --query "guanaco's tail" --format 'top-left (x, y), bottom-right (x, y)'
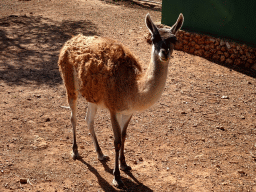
top-left (58, 49), bottom-right (78, 101)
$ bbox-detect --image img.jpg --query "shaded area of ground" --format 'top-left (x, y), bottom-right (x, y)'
top-left (0, 15), bottom-right (97, 86)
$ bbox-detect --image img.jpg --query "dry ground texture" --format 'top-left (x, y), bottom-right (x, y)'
top-left (1, 0), bottom-right (256, 191)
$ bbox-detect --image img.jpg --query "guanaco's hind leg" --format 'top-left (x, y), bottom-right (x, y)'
top-left (68, 97), bottom-right (79, 160)
top-left (86, 102), bottom-right (109, 161)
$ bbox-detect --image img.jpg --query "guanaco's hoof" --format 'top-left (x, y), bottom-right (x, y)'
top-left (72, 151), bottom-right (80, 160)
top-left (120, 164), bottom-right (132, 171)
top-left (112, 178), bottom-right (126, 189)
top-left (98, 155), bottom-right (110, 161)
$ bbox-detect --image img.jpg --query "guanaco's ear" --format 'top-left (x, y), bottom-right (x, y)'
top-left (145, 13), bottom-right (161, 43)
top-left (171, 13), bottom-right (184, 35)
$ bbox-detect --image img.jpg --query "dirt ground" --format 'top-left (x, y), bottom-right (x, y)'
top-left (1, 0), bottom-right (256, 191)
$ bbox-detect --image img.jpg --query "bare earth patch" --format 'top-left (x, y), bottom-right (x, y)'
top-left (0, 0), bottom-right (256, 191)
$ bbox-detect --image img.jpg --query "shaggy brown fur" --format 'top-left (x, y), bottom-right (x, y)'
top-left (58, 34), bottom-right (142, 112)
top-left (58, 13), bottom-right (184, 188)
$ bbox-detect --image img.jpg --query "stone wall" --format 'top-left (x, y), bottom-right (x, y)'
top-left (145, 26), bottom-right (256, 71)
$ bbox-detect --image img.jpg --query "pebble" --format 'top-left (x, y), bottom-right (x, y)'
top-left (220, 40), bottom-right (225, 46)
top-left (221, 96), bottom-right (229, 99)
top-left (216, 126), bottom-right (225, 131)
top-left (20, 178), bottom-right (28, 184)
top-left (226, 42), bottom-right (231, 49)
top-left (34, 94), bottom-right (41, 98)
top-left (238, 170), bottom-right (247, 176)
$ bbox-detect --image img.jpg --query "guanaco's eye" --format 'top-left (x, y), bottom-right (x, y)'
top-left (151, 34), bottom-right (162, 44)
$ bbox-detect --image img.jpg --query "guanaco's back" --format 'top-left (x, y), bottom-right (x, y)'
top-left (58, 34), bottom-right (142, 112)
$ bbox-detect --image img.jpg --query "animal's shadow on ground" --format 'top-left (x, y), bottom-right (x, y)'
top-left (78, 157), bottom-right (153, 192)
top-left (0, 15), bottom-right (98, 86)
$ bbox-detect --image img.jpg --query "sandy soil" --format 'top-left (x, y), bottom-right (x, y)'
top-left (1, 0), bottom-right (256, 191)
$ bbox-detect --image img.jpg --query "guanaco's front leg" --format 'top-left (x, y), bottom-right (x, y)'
top-left (110, 111), bottom-right (124, 188)
top-left (119, 114), bottom-right (132, 171)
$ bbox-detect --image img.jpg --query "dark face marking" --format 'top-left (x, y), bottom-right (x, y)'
top-left (165, 36), bottom-right (177, 45)
top-left (152, 34), bottom-right (177, 61)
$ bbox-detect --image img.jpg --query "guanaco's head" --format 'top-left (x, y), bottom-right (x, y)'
top-left (145, 13), bottom-right (184, 62)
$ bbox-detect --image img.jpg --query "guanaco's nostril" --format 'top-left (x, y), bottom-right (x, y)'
top-left (161, 49), bottom-right (166, 55)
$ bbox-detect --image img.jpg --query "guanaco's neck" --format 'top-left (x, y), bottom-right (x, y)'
top-left (135, 46), bottom-right (169, 111)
